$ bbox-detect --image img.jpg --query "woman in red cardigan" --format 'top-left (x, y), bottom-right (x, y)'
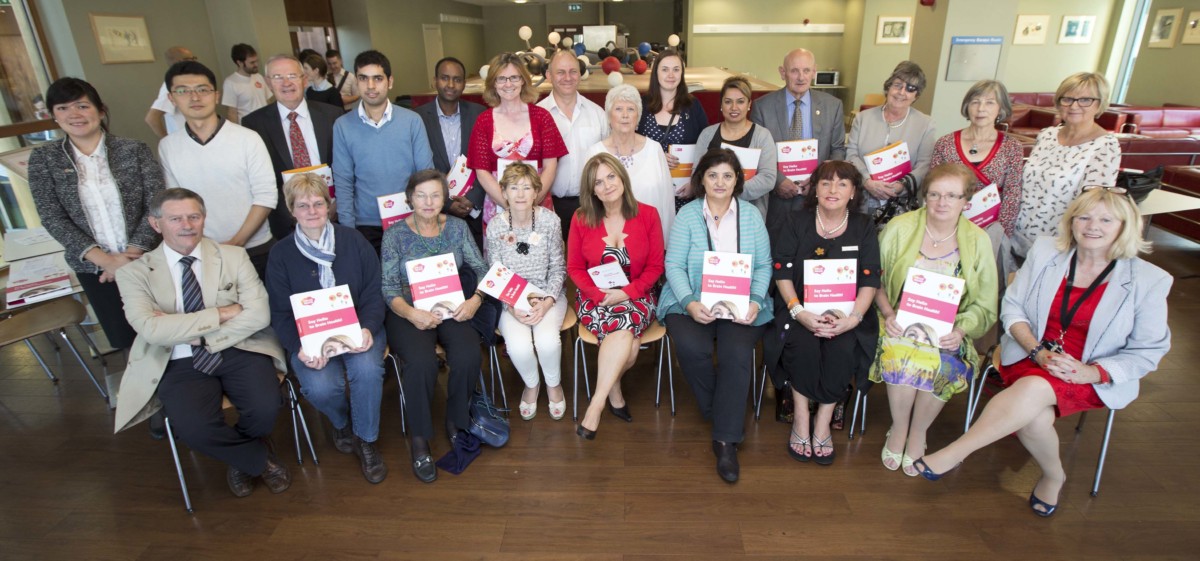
top-left (567, 152), bottom-right (665, 439)
top-left (468, 52), bottom-right (568, 224)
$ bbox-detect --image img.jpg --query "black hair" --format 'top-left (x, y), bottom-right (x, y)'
top-left (325, 49), bottom-right (341, 59)
top-left (434, 56), bottom-right (465, 77)
top-left (802, 160), bottom-right (866, 213)
top-left (45, 77), bottom-right (109, 132)
top-left (689, 148), bottom-right (745, 200)
top-left (354, 50), bottom-right (392, 78)
top-left (230, 43), bottom-right (256, 64)
top-left (164, 60), bottom-right (217, 90)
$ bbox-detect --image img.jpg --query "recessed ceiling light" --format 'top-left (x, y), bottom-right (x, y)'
top-left (514, 0), bottom-right (527, 4)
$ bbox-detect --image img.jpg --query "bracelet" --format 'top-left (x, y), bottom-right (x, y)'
top-left (849, 311), bottom-right (864, 323)
top-left (789, 304), bottom-right (803, 319)
top-left (786, 297), bottom-right (800, 309)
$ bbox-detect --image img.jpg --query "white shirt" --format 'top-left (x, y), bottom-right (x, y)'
top-left (702, 197), bottom-right (739, 254)
top-left (276, 100), bottom-right (322, 169)
top-left (356, 99), bottom-right (394, 129)
top-left (162, 243), bottom-right (204, 360)
top-left (538, 92), bottom-right (608, 197)
top-left (151, 84), bottom-right (186, 134)
top-left (71, 135), bottom-right (128, 255)
top-left (221, 72), bottom-right (270, 119)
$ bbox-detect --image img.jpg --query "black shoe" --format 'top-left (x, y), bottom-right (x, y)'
top-left (576, 424), bottom-right (597, 440)
top-left (775, 383), bottom-right (795, 424)
top-left (148, 410), bottom-right (167, 440)
top-left (608, 403), bottom-right (633, 423)
top-left (713, 440), bottom-right (740, 483)
top-left (226, 465), bottom-right (254, 497)
top-left (411, 454), bottom-right (437, 483)
top-left (260, 455), bottom-right (292, 494)
top-left (354, 438), bottom-right (388, 484)
top-left (332, 424), bottom-right (354, 454)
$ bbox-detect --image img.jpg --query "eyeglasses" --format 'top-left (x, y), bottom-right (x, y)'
top-left (170, 87), bottom-right (216, 98)
top-left (294, 201), bottom-right (328, 212)
top-left (269, 73), bottom-right (301, 83)
top-left (890, 82), bottom-right (919, 93)
top-left (1059, 96), bottom-right (1099, 108)
top-left (1082, 185), bottom-right (1128, 194)
top-left (494, 75), bottom-right (523, 85)
top-left (926, 192), bottom-right (965, 201)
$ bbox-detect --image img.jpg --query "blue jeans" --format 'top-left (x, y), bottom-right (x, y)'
top-left (289, 334), bottom-right (386, 442)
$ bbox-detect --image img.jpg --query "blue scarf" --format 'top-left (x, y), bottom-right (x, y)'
top-left (295, 222), bottom-right (336, 289)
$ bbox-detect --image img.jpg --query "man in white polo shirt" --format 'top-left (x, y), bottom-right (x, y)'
top-left (537, 48), bottom-right (607, 240)
top-left (222, 43), bottom-right (269, 124)
top-left (157, 60), bottom-right (277, 281)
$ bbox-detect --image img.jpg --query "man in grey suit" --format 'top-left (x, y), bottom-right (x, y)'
top-left (242, 55), bottom-right (343, 240)
top-left (750, 48), bottom-right (846, 218)
top-left (414, 56), bottom-right (487, 248)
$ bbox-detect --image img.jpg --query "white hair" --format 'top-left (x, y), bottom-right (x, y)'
top-left (604, 84), bottom-right (643, 123)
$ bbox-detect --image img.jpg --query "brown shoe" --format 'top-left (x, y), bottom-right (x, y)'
top-left (332, 424), bottom-right (354, 454)
top-left (260, 455), bottom-right (292, 494)
top-left (227, 465), bottom-right (254, 497)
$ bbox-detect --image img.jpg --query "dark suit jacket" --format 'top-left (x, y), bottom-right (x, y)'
top-left (414, 99), bottom-right (486, 242)
top-left (242, 100), bottom-right (342, 237)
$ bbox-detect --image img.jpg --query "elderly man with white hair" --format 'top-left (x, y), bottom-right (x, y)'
top-left (583, 84), bottom-right (675, 242)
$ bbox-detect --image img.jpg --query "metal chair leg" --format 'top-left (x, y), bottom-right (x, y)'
top-left (754, 366), bottom-right (768, 421)
top-left (287, 378), bottom-right (319, 465)
top-left (1091, 409), bottom-right (1116, 497)
top-left (43, 332), bottom-right (60, 351)
top-left (964, 373), bottom-right (977, 433)
top-left (74, 324), bottom-right (107, 367)
top-left (665, 336), bottom-right (675, 415)
top-left (386, 354), bottom-right (407, 434)
top-left (58, 328), bottom-right (108, 401)
top-left (164, 416), bottom-right (194, 513)
top-left (25, 339), bottom-right (58, 382)
top-left (848, 390), bottom-right (867, 440)
top-left (492, 344), bottom-right (509, 411)
top-left (655, 338), bottom-right (664, 408)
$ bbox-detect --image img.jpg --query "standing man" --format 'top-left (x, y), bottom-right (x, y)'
top-left (750, 48), bottom-right (846, 219)
top-left (414, 56), bottom-right (486, 248)
top-left (157, 61), bottom-right (277, 280)
top-left (242, 54), bottom-right (342, 240)
top-left (114, 188), bottom-right (291, 499)
top-left (145, 46), bottom-right (196, 138)
top-left (326, 49), bottom-right (360, 111)
top-left (222, 43), bottom-right (269, 124)
top-left (332, 50), bottom-right (434, 253)
top-left (537, 49), bottom-right (607, 240)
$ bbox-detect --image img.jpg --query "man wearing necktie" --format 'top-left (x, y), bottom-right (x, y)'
top-left (114, 188), bottom-right (292, 498)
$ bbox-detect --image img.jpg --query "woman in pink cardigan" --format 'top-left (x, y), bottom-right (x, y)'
top-left (567, 153), bottom-right (665, 440)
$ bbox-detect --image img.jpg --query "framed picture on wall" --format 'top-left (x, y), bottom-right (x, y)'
top-left (1057, 15), bottom-right (1096, 44)
top-left (1149, 8), bottom-right (1184, 48)
top-left (89, 14), bottom-right (155, 64)
top-left (876, 16), bottom-right (912, 45)
top-left (1013, 14), bottom-right (1050, 45)
top-left (1182, 11), bottom-right (1200, 45)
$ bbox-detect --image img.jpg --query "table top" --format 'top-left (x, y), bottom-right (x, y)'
top-left (1139, 188), bottom-right (1200, 216)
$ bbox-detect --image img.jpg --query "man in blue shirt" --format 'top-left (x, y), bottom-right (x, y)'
top-left (333, 50), bottom-right (435, 253)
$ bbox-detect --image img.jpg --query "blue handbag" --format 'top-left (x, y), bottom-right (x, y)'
top-left (468, 390), bottom-right (509, 448)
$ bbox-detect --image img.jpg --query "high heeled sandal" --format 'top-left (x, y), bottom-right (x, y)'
top-left (912, 457), bottom-right (961, 481)
top-left (787, 430), bottom-right (811, 463)
top-left (812, 435), bottom-right (835, 466)
top-left (1029, 491), bottom-right (1059, 517)
top-left (518, 400), bottom-right (537, 421)
top-left (881, 430), bottom-right (902, 471)
top-left (548, 399), bottom-right (566, 421)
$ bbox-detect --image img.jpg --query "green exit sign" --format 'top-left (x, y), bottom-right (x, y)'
top-left (568, 3), bottom-right (582, 12)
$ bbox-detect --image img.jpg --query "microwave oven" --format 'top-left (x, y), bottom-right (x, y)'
top-left (814, 71), bottom-right (839, 86)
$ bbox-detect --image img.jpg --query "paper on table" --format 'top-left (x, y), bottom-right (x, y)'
top-left (894, 267), bottom-right (965, 341)
top-left (6, 228), bottom-right (54, 246)
top-left (720, 143), bottom-right (761, 180)
top-left (587, 261), bottom-right (629, 289)
top-left (6, 253), bottom-right (73, 307)
top-left (290, 284), bottom-right (363, 358)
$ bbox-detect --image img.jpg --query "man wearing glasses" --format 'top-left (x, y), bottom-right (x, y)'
top-left (145, 46), bottom-right (197, 138)
top-left (332, 50), bottom-right (435, 254)
top-left (157, 61), bottom-right (277, 281)
top-left (242, 55), bottom-right (342, 239)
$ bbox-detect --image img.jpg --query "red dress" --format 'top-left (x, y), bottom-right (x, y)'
top-left (1000, 278), bottom-right (1107, 417)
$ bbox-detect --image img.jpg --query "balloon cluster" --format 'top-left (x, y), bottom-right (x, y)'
top-left (485, 28), bottom-right (685, 89)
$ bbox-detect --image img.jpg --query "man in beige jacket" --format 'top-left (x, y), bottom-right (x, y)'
top-left (115, 188), bottom-right (291, 498)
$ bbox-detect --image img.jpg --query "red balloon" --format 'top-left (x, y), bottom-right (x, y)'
top-left (632, 59), bottom-right (648, 74)
top-left (600, 56), bottom-right (621, 75)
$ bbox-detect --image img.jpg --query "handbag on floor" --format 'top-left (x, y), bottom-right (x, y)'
top-left (468, 390), bottom-right (509, 447)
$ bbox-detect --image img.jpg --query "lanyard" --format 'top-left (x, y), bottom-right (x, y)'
top-left (705, 198), bottom-right (741, 254)
top-left (1058, 252), bottom-right (1115, 339)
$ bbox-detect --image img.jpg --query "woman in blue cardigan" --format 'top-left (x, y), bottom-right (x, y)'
top-left (660, 148), bottom-right (773, 483)
top-left (266, 174), bottom-right (387, 484)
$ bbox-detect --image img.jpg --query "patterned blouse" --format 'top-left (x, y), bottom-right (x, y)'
top-left (1012, 126), bottom-right (1120, 255)
top-left (636, 97), bottom-right (709, 150)
top-left (485, 206), bottom-right (567, 300)
top-left (930, 131), bottom-right (1025, 237)
top-left (381, 216), bottom-right (488, 303)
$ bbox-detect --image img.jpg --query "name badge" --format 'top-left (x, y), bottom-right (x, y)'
top-left (842, 246), bottom-right (859, 252)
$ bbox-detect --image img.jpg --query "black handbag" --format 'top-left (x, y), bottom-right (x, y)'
top-left (468, 390), bottom-right (509, 448)
top-left (1116, 165), bottom-right (1163, 204)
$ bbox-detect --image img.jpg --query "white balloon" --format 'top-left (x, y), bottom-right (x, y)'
top-left (532, 46), bottom-right (546, 58)
top-left (563, 37), bottom-right (574, 47)
top-left (668, 34), bottom-right (680, 47)
top-left (518, 26), bottom-right (532, 41)
top-left (607, 72), bottom-right (624, 87)
top-left (479, 64), bottom-right (490, 81)
top-left (548, 32), bottom-right (561, 45)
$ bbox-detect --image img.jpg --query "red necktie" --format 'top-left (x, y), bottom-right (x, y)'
top-left (287, 112), bottom-right (312, 168)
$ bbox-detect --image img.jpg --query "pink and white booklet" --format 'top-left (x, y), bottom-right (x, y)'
top-left (478, 262), bottom-right (548, 313)
top-left (802, 258), bottom-right (857, 317)
top-left (894, 267), bottom-right (965, 341)
top-left (290, 285), bottom-right (363, 358)
top-left (700, 251), bottom-right (753, 320)
top-left (405, 253), bottom-right (464, 318)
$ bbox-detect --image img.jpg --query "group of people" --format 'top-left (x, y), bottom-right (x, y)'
top-left (25, 42), bottom-right (1171, 519)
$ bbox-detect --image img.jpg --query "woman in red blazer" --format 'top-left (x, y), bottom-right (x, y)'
top-left (567, 153), bottom-right (665, 439)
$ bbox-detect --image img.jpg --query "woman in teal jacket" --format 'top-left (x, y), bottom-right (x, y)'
top-left (660, 148), bottom-right (773, 483)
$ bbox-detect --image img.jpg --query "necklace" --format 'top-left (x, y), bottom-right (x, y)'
top-left (883, 107), bottom-right (910, 144)
top-left (410, 216), bottom-right (446, 254)
top-left (924, 222), bottom-right (958, 247)
top-left (612, 136), bottom-right (636, 169)
top-left (816, 209), bottom-right (849, 238)
top-left (507, 209), bottom-right (536, 255)
top-left (965, 129), bottom-right (997, 156)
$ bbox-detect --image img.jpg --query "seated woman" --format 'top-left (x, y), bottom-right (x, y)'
top-left (584, 84), bottom-right (675, 242)
top-left (485, 163), bottom-right (568, 421)
top-left (660, 148), bottom-right (773, 483)
top-left (568, 153), bottom-right (665, 439)
top-left (266, 174), bottom-right (387, 483)
top-left (382, 169), bottom-right (488, 483)
top-left (769, 160), bottom-right (880, 465)
top-left (301, 52), bottom-right (344, 109)
top-left (870, 163), bottom-right (998, 476)
top-left (693, 76), bottom-right (778, 218)
top-left (915, 188), bottom-right (1172, 517)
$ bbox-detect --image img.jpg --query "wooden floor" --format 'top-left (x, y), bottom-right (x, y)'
top-left (2, 227), bottom-right (1200, 560)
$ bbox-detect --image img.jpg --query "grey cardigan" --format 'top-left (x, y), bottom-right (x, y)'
top-left (27, 134), bottom-right (165, 274)
top-left (694, 123), bottom-right (777, 220)
top-left (999, 237), bottom-right (1173, 410)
